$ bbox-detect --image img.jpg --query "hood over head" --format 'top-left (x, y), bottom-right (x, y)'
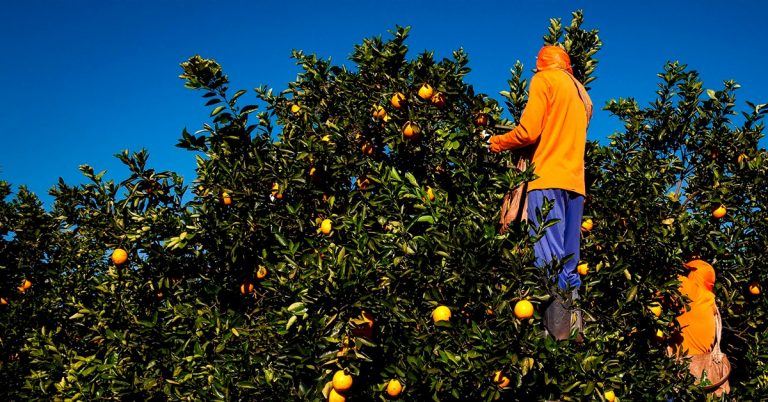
top-left (684, 259), bottom-right (716, 292)
top-left (536, 45), bottom-right (573, 74)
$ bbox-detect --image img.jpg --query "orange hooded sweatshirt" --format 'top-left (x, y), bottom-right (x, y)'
top-left (489, 46), bottom-right (592, 196)
top-left (676, 259), bottom-right (717, 356)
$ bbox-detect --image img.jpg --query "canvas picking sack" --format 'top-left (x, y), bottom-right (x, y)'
top-left (687, 306), bottom-right (731, 394)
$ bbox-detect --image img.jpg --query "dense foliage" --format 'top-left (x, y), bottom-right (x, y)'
top-left (1, 11), bottom-right (766, 401)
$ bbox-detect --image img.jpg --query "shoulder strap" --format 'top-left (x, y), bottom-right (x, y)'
top-left (563, 71), bottom-right (593, 127)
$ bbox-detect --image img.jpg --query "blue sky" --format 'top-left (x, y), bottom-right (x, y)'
top-left (1, 0), bottom-right (766, 208)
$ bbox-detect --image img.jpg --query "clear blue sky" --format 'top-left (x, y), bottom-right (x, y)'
top-left (1, 0), bottom-right (766, 208)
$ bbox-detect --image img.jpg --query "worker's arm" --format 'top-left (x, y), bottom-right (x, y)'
top-left (489, 74), bottom-right (549, 153)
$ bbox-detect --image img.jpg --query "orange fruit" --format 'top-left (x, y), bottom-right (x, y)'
top-left (402, 121), bottom-right (421, 139)
top-left (391, 92), bottom-right (406, 109)
top-left (514, 300), bottom-right (534, 319)
top-left (426, 187), bottom-right (435, 201)
top-left (493, 370), bottom-right (511, 388)
top-left (256, 265), bottom-right (268, 280)
top-left (604, 390), bottom-right (616, 402)
top-left (418, 83), bottom-right (433, 100)
top-left (351, 310), bottom-right (374, 338)
top-left (475, 113), bottom-right (489, 126)
top-left (356, 176), bottom-right (370, 190)
top-left (432, 305), bottom-right (451, 323)
top-left (749, 281), bottom-right (761, 295)
top-left (221, 191), bottom-right (232, 205)
top-left (581, 218), bottom-right (593, 232)
top-left (320, 219), bottom-right (333, 235)
top-left (112, 248), bottom-right (128, 266)
top-left (372, 105), bottom-right (387, 120)
top-left (577, 263), bottom-right (589, 276)
top-left (332, 370), bottom-right (353, 392)
top-left (648, 302), bottom-right (662, 317)
top-left (240, 281), bottom-right (254, 295)
top-left (361, 142), bottom-right (375, 156)
top-left (431, 92), bottom-right (446, 108)
top-left (386, 379), bottom-right (403, 397)
top-left (20, 279), bottom-right (32, 290)
top-left (328, 388), bottom-right (345, 402)
top-left (290, 104), bottom-right (301, 114)
top-left (0, 298), bottom-right (8, 305)
top-left (712, 205), bottom-right (726, 219)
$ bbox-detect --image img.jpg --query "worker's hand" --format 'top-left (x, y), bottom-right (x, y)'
top-left (488, 136), bottom-right (503, 153)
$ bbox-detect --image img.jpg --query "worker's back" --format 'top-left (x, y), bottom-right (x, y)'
top-left (526, 67), bottom-right (589, 195)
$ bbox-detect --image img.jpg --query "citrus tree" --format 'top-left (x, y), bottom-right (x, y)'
top-left (1, 10), bottom-right (766, 401)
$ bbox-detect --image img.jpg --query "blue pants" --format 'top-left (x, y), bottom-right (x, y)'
top-left (527, 189), bottom-right (584, 290)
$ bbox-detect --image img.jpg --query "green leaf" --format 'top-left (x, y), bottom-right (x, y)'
top-left (210, 105), bottom-right (226, 116)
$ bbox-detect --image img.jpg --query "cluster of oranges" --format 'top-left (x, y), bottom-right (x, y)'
top-left (429, 299), bottom-right (533, 393)
top-left (326, 369), bottom-right (402, 401)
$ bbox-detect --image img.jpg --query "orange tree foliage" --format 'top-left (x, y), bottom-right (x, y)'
top-left (1, 11), bottom-right (767, 401)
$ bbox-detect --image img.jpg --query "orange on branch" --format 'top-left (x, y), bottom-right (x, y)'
top-left (111, 248), bottom-right (128, 266)
top-left (391, 92), bottom-right (406, 109)
top-left (514, 300), bottom-right (534, 319)
top-left (418, 83), bottom-right (433, 100)
top-left (332, 370), bottom-right (353, 392)
top-left (432, 305), bottom-right (451, 323)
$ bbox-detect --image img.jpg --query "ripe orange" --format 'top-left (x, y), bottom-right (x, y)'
top-left (402, 121), bottom-right (421, 139)
top-left (426, 187), bottom-right (435, 201)
top-left (712, 205), bottom-right (726, 219)
top-left (475, 113), bottom-right (489, 126)
top-left (749, 281), bottom-right (761, 295)
top-left (372, 105), bottom-right (387, 120)
top-left (514, 300), bottom-right (534, 319)
top-left (391, 92), bottom-right (406, 109)
top-left (290, 104), bottom-right (301, 114)
top-left (361, 142), bottom-right (375, 156)
top-left (20, 279), bottom-right (32, 290)
top-left (577, 263), bottom-right (589, 276)
top-left (240, 281), bottom-right (254, 295)
top-left (418, 83), bottom-right (433, 100)
top-left (351, 310), bottom-right (374, 338)
top-left (332, 370), bottom-right (353, 392)
top-left (432, 305), bottom-right (451, 323)
top-left (320, 219), bottom-right (333, 235)
top-left (493, 370), bottom-right (511, 388)
top-left (386, 379), bottom-right (403, 397)
top-left (581, 218), bottom-right (593, 232)
top-left (356, 176), bottom-right (370, 190)
top-left (112, 248), bottom-right (128, 266)
top-left (431, 92), bottom-right (446, 108)
top-left (256, 265), bottom-right (268, 280)
top-left (221, 191), bottom-right (232, 205)
top-left (270, 183), bottom-right (283, 200)
top-left (328, 388), bottom-right (345, 402)
top-left (604, 390), bottom-right (616, 402)
top-left (648, 302), bottom-right (662, 317)
top-left (0, 298), bottom-right (8, 305)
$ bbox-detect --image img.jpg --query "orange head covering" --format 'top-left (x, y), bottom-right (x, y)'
top-left (536, 45), bottom-right (573, 74)
top-left (684, 259), bottom-right (716, 292)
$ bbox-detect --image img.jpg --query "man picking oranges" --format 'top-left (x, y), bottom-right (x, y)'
top-left (489, 45), bottom-right (592, 340)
